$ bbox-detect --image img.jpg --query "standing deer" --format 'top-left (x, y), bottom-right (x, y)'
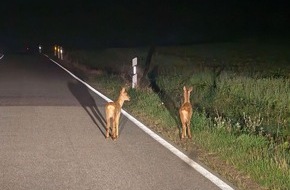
top-left (105, 87), bottom-right (130, 140)
top-left (179, 86), bottom-right (193, 139)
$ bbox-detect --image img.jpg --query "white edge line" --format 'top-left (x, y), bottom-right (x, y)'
top-left (44, 54), bottom-right (113, 103)
top-left (0, 54), bottom-right (4, 60)
top-left (46, 54), bottom-right (235, 190)
top-left (122, 110), bottom-right (234, 190)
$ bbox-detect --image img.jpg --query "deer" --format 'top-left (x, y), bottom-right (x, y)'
top-left (179, 86), bottom-right (193, 139)
top-left (105, 87), bottom-right (130, 140)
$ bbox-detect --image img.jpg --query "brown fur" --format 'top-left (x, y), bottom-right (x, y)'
top-left (179, 86), bottom-right (193, 139)
top-left (105, 87), bottom-right (130, 140)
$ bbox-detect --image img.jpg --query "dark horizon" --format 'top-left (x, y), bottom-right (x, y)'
top-left (1, 0), bottom-right (289, 50)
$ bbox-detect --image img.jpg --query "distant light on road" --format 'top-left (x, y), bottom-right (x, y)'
top-left (39, 44), bottom-right (42, 53)
top-left (54, 45), bottom-right (57, 56)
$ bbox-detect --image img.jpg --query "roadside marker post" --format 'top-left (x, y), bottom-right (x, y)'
top-left (132, 57), bottom-right (137, 88)
top-left (60, 47), bottom-right (63, 60)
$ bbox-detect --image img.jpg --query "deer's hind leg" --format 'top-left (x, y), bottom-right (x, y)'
top-left (187, 121), bottom-right (192, 139)
top-left (111, 113), bottom-right (120, 140)
top-left (111, 119), bottom-right (116, 140)
top-left (187, 112), bottom-right (193, 138)
top-left (181, 122), bottom-right (187, 139)
top-left (179, 111), bottom-right (188, 139)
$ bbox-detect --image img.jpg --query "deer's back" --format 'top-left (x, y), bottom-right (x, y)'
top-left (106, 102), bottom-right (121, 118)
top-left (179, 102), bottom-right (192, 113)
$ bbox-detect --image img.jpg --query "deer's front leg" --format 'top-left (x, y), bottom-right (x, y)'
top-left (115, 113), bottom-right (121, 139)
top-left (112, 119), bottom-right (117, 140)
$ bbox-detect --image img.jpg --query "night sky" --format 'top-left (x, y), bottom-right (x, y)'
top-left (0, 0), bottom-right (289, 49)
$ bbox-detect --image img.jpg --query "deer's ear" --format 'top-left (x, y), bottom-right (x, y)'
top-left (121, 87), bottom-right (126, 93)
top-left (188, 87), bottom-right (193, 92)
top-left (183, 86), bottom-right (186, 91)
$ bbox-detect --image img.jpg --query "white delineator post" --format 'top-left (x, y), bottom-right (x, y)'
top-left (60, 47), bottom-right (63, 60)
top-left (132, 57), bottom-right (137, 88)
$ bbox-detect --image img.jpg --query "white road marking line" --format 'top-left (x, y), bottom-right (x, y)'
top-left (0, 54), bottom-right (4, 60)
top-left (122, 111), bottom-right (234, 190)
top-left (46, 55), bottom-right (235, 190)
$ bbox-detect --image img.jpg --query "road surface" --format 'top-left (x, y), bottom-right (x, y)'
top-left (0, 52), bottom-right (235, 190)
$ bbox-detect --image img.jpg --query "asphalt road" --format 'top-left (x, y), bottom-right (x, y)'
top-left (0, 52), bottom-right (235, 190)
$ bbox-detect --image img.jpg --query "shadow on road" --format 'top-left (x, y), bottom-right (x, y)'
top-left (68, 81), bottom-right (106, 137)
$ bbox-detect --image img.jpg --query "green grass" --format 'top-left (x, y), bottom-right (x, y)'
top-left (54, 41), bottom-right (290, 190)
top-left (194, 123), bottom-right (290, 189)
